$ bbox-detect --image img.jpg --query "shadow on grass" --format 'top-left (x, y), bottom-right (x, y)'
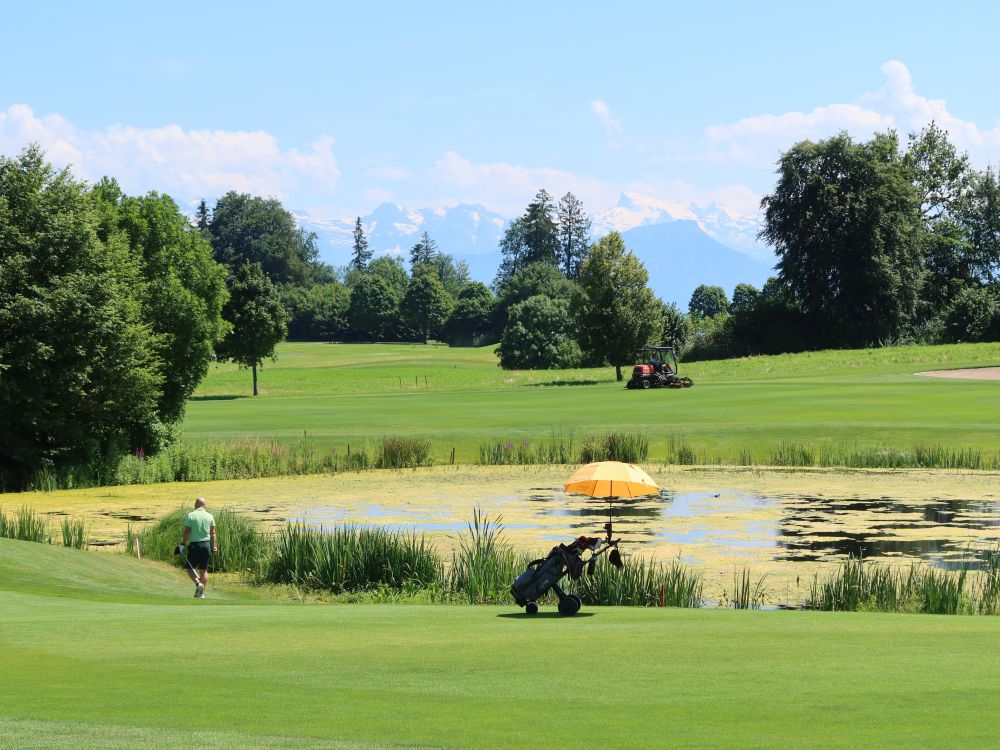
top-left (189, 395), bottom-right (247, 402)
top-left (530, 380), bottom-right (603, 388)
top-left (496, 612), bottom-right (596, 619)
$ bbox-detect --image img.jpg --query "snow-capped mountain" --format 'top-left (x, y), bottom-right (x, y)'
top-left (296, 196), bottom-right (775, 306)
top-left (594, 192), bottom-right (767, 260)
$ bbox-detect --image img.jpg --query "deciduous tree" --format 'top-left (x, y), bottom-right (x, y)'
top-left (0, 146), bottom-right (162, 488)
top-left (497, 295), bottom-right (581, 370)
top-left (574, 232), bottom-right (662, 381)
top-left (91, 180), bottom-right (229, 424)
top-left (688, 284), bottom-right (729, 319)
top-left (209, 192), bottom-right (319, 285)
top-left (761, 131), bottom-right (926, 346)
top-left (402, 265), bottom-right (453, 343)
top-left (216, 262), bottom-right (288, 396)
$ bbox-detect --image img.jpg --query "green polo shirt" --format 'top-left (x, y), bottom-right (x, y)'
top-left (184, 508), bottom-right (215, 543)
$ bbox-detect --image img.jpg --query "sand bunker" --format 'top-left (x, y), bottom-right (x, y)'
top-left (916, 366), bottom-right (1000, 380)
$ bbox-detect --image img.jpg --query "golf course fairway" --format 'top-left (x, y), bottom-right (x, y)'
top-left (3, 538), bottom-right (1000, 749)
top-left (180, 341), bottom-right (1000, 464)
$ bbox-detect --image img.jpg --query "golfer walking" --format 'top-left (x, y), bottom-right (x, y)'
top-left (181, 497), bottom-right (217, 598)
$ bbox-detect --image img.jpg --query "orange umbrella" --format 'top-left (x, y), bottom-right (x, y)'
top-left (563, 461), bottom-right (659, 499)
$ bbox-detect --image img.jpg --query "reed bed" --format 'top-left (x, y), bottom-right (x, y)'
top-left (477, 431), bottom-right (576, 465)
top-left (476, 431), bottom-right (645, 466)
top-left (447, 510), bottom-right (531, 604)
top-left (375, 437), bottom-right (432, 469)
top-left (578, 432), bottom-right (649, 464)
top-left (665, 435), bottom-right (699, 465)
top-left (567, 555), bottom-right (704, 608)
top-left (14, 431), bottom-right (1000, 494)
top-left (724, 567), bottom-right (768, 610)
top-left (60, 517), bottom-right (89, 550)
top-left (807, 557), bottom-right (975, 615)
top-left (267, 523), bottom-right (442, 592)
top-left (0, 506), bottom-right (51, 544)
top-left (20, 436), bottom-right (384, 491)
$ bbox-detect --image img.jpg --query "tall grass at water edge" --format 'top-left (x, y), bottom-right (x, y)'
top-left (477, 431), bottom-right (577, 465)
top-left (477, 431), bottom-right (647, 466)
top-left (374, 437), bottom-right (432, 469)
top-left (803, 555), bottom-right (1000, 615)
top-left (0, 506), bottom-right (51, 544)
top-left (447, 510), bottom-right (531, 604)
top-left (751, 442), bottom-right (998, 470)
top-left (567, 555), bottom-right (704, 608)
top-left (16, 434), bottom-right (1000, 494)
top-left (60, 517), bottom-right (89, 550)
top-left (0, 506), bottom-right (89, 548)
top-left (723, 567), bottom-right (769, 610)
top-left (268, 523), bottom-right (441, 592)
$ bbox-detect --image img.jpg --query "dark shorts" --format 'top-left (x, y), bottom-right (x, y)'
top-left (188, 540), bottom-right (212, 570)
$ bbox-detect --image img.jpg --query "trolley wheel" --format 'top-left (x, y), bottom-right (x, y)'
top-left (558, 594), bottom-right (581, 616)
top-left (641, 378), bottom-right (651, 389)
top-left (525, 601), bottom-right (539, 615)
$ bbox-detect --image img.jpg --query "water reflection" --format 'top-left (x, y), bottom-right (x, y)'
top-left (775, 496), bottom-right (1000, 569)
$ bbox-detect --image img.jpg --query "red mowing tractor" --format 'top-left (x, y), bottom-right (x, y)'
top-left (626, 347), bottom-right (694, 390)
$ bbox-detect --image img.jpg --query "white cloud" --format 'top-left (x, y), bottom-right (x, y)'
top-left (702, 60), bottom-right (1000, 168)
top-left (704, 104), bottom-right (893, 167)
top-left (430, 151), bottom-right (617, 216)
top-left (0, 104), bottom-right (340, 204)
top-left (590, 99), bottom-right (623, 145)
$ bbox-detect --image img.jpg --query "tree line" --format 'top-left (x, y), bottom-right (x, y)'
top-left (675, 123), bottom-right (1000, 360)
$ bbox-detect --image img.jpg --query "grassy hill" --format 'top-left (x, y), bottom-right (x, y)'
top-left (182, 342), bottom-right (1000, 464)
top-left (3, 539), bottom-right (1000, 748)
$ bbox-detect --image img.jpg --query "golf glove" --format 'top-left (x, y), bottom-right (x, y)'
top-left (176, 544), bottom-right (185, 555)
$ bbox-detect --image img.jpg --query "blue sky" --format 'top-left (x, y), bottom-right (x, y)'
top-left (2, 1), bottom-right (999, 224)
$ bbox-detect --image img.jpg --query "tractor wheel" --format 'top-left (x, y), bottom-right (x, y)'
top-left (641, 378), bottom-right (651, 389)
top-left (525, 601), bottom-right (539, 615)
top-left (558, 594), bottom-right (582, 616)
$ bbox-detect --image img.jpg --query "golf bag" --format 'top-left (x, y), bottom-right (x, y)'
top-left (510, 527), bottom-right (623, 616)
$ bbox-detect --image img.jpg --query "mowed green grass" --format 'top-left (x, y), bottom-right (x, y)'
top-left (4, 538), bottom-right (1000, 749)
top-left (184, 342), bottom-right (1000, 463)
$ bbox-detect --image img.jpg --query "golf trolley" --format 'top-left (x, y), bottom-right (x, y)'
top-left (510, 517), bottom-right (624, 616)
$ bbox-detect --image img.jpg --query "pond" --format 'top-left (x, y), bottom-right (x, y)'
top-left (288, 486), bottom-right (1000, 572)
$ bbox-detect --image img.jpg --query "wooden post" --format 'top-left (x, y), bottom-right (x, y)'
top-left (450, 447), bottom-right (455, 465)
top-left (135, 537), bottom-right (142, 560)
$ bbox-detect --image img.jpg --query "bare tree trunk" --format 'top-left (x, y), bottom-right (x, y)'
top-left (252, 363), bottom-right (258, 396)
top-left (615, 364), bottom-right (623, 381)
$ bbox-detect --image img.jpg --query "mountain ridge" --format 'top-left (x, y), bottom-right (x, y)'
top-left (296, 197), bottom-right (774, 306)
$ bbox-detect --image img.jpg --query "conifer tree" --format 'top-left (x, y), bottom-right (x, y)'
top-left (351, 217), bottom-right (372, 270)
top-left (557, 192), bottom-right (592, 280)
top-left (409, 231), bottom-right (437, 272)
